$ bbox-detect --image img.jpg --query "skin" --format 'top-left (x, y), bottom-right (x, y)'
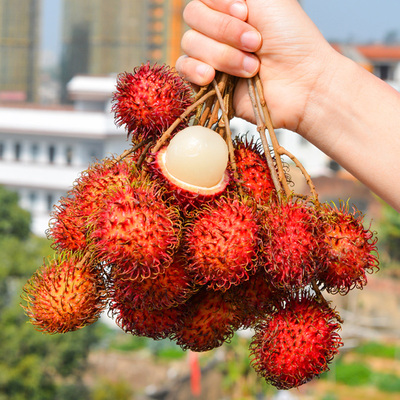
top-left (176, 0), bottom-right (400, 212)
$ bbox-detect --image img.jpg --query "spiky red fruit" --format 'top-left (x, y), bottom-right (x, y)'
top-left (112, 303), bottom-right (186, 340)
top-left (233, 136), bottom-right (276, 204)
top-left (90, 182), bottom-right (181, 280)
top-left (22, 253), bottom-right (106, 334)
top-left (184, 196), bottom-right (261, 291)
top-left (171, 288), bottom-right (242, 352)
top-left (48, 157), bottom-right (136, 252)
top-left (228, 270), bottom-right (280, 329)
top-left (317, 202), bottom-right (379, 294)
top-left (112, 63), bottom-right (194, 140)
top-left (110, 256), bottom-right (195, 310)
top-left (262, 200), bottom-right (323, 290)
top-left (250, 294), bottom-right (343, 390)
top-left (153, 145), bottom-right (230, 212)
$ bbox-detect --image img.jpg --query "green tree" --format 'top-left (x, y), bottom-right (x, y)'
top-left (377, 202), bottom-right (400, 263)
top-left (0, 186), bottom-right (102, 399)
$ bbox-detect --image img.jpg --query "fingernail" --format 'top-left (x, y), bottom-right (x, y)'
top-left (196, 63), bottom-right (212, 79)
top-left (230, 2), bottom-right (247, 20)
top-left (242, 55), bottom-right (259, 75)
top-left (240, 31), bottom-right (262, 51)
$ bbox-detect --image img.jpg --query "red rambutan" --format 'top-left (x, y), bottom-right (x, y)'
top-left (112, 63), bottom-right (194, 140)
top-left (89, 181), bottom-right (181, 279)
top-left (250, 294), bottom-right (343, 390)
top-left (48, 157), bottom-right (136, 252)
top-left (171, 288), bottom-right (242, 352)
top-left (22, 253), bottom-right (107, 334)
top-left (184, 196), bottom-right (261, 291)
top-left (317, 202), bottom-right (379, 294)
top-left (233, 136), bottom-right (276, 204)
top-left (110, 256), bottom-right (195, 310)
top-left (261, 200), bottom-right (323, 291)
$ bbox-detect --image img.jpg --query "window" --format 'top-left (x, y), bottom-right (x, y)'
top-left (48, 145), bottom-right (55, 164)
top-left (31, 143), bottom-right (39, 161)
top-left (46, 193), bottom-right (54, 212)
top-left (15, 142), bottom-right (21, 161)
top-left (66, 146), bottom-right (73, 165)
top-left (0, 143), bottom-right (4, 160)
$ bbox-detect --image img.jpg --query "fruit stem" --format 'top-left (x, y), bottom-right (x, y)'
top-left (212, 76), bottom-right (243, 196)
top-left (247, 77), bottom-right (284, 196)
top-left (311, 280), bottom-right (344, 324)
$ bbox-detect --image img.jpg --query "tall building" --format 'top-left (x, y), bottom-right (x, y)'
top-left (60, 0), bottom-right (186, 102)
top-left (0, 0), bottom-right (41, 102)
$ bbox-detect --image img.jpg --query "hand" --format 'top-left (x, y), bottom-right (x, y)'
top-left (176, 0), bottom-right (339, 134)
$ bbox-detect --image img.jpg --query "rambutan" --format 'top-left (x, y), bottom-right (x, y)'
top-left (316, 202), bottom-right (379, 294)
top-left (112, 63), bottom-right (194, 140)
top-left (89, 181), bottom-right (182, 280)
top-left (48, 157), bottom-right (136, 252)
top-left (22, 253), bottom-right (106, 334)
top-left (110, 256), bottom-right (195, 310)
top-left (261, 200), bottom-right (323, 291)
top-left (233, 136), bottom-right (276, 204)
top-left (112, 302), bottom-right (186, 340)
top-left (153, 126), bottom-right (230, 212)
top-left (250, 294), bottom-right (343, 390)
top-left (171, 288), bottom-right (242, 352)
top-left (184, 196), bottom-right (261, 291)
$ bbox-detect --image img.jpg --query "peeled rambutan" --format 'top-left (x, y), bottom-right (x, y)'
top-left (232, 136), bottom-right (276, 204)
top-left (184, 196), bottom-right (261, 291)
top-left (22, 253), bottom-right (106, 334)
top-left (48, 157), bottom-right (136, 252)
top-left (153, 126), bottom-right (230, 212)
top-left (261, 199), bottom-right (323, 291)
top-left (316, 202), bottom-right (379, 294)
top-left (171, 288), bottom-right (242, 352)
top-left (89, 181), bottom-right (181, 280)
top-left (110, 255), bottom-right (195, 310)
top-left (112, 62), bottom-right (194, 140)
top-left (250, 294), bottom-right (343, 390)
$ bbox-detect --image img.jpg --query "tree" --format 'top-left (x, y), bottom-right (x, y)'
top-left (0, 186), bottom-right (102, 399)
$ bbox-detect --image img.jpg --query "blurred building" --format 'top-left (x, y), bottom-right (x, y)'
top-left (60, 0), bottom-right (186, 102)
top-left (0, 75), bottom-right (127, 236)
top-left (0, 0), bottom-right (41, 102)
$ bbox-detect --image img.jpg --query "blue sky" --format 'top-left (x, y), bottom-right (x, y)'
top-left (40, 0), bottom-right (400, 56)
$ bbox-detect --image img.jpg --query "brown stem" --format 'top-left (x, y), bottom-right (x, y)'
top-left (247, 78), bottom-right (283, 195)
top-left (312, 280), bottom-right (344, 324)
top-left (277, 146), bottom-right (319, 201)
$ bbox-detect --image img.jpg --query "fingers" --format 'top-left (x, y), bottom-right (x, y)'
top-left (175, 55), bottom-right (216, 87)
top-left (198, 0), bottom-right (248, 21)
top-left (184, 1), bottom-right (261, 53)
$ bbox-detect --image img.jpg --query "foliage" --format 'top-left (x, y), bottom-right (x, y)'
top-left (334, 361), bottom-right (372, 386)
top-left (0, 185), bottom-right (31, 240)
top-left (91, 379), bottom-right (133, 400)
top-left (377, 201), bottom-right (400, 262)
top-left (0, 186), bottom-right (104, 400)
top-left (355, 341), bottom-right (398, 359)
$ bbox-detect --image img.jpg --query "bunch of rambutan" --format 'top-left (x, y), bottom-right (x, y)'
top-left (21, 63), bottom-right (380, 391)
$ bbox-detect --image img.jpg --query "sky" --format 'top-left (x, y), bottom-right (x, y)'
top-left (39, 0), bottom-right (400, 65)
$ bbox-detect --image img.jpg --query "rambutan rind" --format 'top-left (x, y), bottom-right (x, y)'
top-left (183, 196), bottom-right (262, 291)
top-left (22, 253), bottom-right (107, 334)
top-left (250, 293), bottom-right (343, 390)
top-left (316, 202), bottom-right (379, 294)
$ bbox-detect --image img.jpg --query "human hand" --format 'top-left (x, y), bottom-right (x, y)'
top-left (176, 0), bottom-right (340, 134)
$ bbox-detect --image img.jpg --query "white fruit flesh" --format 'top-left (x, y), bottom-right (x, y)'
top-left (165, 126), bottom-right (229, 188)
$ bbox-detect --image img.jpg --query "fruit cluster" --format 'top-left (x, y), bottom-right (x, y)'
top-left (22, 63), bottom-right (379, 390)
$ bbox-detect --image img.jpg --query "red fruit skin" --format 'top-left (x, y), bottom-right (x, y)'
top-left (90, 183), bottom-right (181, 280)
top-left (250, 295), bottom-right (343, 390)
top-left (171, 288), bottom-right (242, 352)
top-left (112, 303), bottom-right (187, 340)
top-left (232, 137), bottom-right (276, 204)
top-left (48, 157), bottom-right (135, 252)
top-left (110, 256), bottom-right (195, 310)
top-left (262, 200), bottom-right (323, 291)
top-left (317, 202), bottom-right (379, 294)
top-left (184, 197), bottom-right (262, 291)
top-left (112, 63), bottom-right (194, 140)
top-left (22, 254), bottom-right (107, 334)
top-left (152, 146), bottom-right (230, 214)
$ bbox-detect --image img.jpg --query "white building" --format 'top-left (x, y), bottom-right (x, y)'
top-left (0, 75), bottom-right (129, 236)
